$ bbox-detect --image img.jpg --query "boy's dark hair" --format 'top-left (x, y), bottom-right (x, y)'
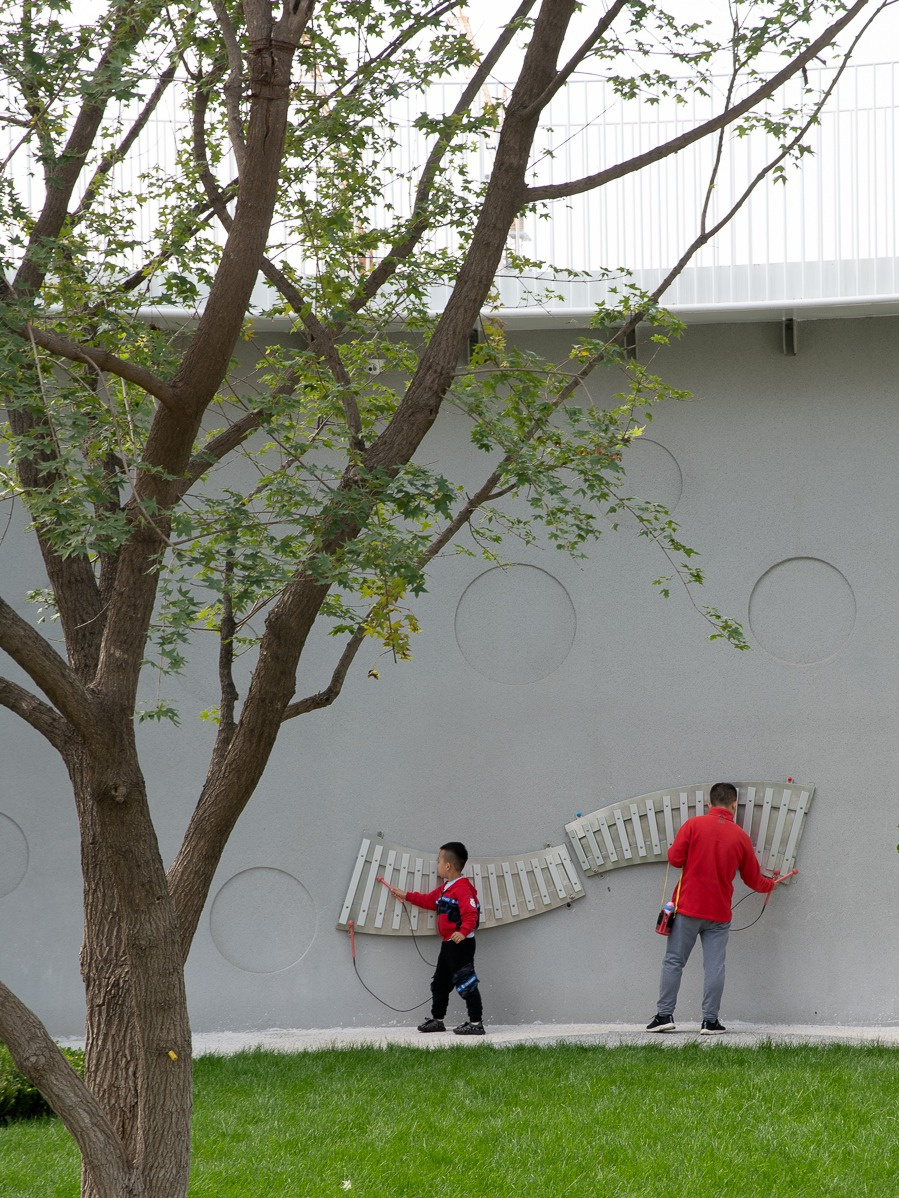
top-left (709, 782), bottom-right (738, 807)
top-left (440, 841), bottom-right (468, 870)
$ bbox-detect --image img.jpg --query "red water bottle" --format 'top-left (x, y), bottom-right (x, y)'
top-left (655, 900), bottom-right (676, 936)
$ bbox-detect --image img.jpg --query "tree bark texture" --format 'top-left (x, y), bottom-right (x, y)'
top-left (72, 749), bottom-right (192, 1198)
top-left (69, 731), bottom-right (194, 1198)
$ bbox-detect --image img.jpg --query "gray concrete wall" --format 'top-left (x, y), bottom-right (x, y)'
top-left (1, 314), bottom-right (897, 1035)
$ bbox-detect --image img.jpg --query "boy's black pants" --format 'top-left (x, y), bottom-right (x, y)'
top-left (430, 938), bottom-right (482, 1022)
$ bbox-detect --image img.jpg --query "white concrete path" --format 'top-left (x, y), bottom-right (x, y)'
top-left (188, 1022), bottom-right (899, 1055)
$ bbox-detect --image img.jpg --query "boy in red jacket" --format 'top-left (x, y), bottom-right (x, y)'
top-left (646, 782), bottom-right (791, 1036)
top-left (386, 841), bottom-right (484, 1035)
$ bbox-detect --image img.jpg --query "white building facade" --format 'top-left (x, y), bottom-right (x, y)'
top-left (1, 59), bottom-right (898, 1034)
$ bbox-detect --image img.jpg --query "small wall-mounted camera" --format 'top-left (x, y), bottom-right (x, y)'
top-left (364, 358), bottom-right (386, 375)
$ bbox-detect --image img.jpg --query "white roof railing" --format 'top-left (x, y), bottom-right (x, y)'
top-left (4, 61), bottom-right (897, 325)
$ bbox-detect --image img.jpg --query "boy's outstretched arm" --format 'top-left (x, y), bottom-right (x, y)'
top-left (381, 877), bottom-right (440, 910)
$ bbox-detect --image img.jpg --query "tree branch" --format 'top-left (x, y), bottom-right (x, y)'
top-left (211, 0), bottom-right (248, 176)
top-left (168, 2), bottom-right (584, 950)
top-left (3, 341), bottom-right (110, 681)
top-left (113, 0), bottom-right (470, 307)
top-left (190, 74), bottom-right (238, 230)
top-left (13, 2), bottom-right (166, 300)
top-left (518, 0), bottom-right (630, 119)
top-left (169, 4), bottom-right (314, 417)
top-left (0, 981), bottom-right (132, 1198)
top-left (90, 6), bottom-right (318, 711)
top-left (281, 627), bottom-right (365, 720)
top-left (361, 0), bottom-right (578, 475)
top-left (181, 410), bottom-right (266, 493)
top-left (70, 59), bottom-right (179, 229)
top-left (405, 31), bottom-right (877, 652)
top-left (522, 0), bottom-right (872, 203)
top-left (215, 553), bottom-right (239, 745)
top-left (344, 0), bottom-right (539, 323)
top-left (0, 676), bottom-right (73, 755)
top-left (264, 258), bottom-right (367, 450)
top-left (647, 19), bottom-right (869, 313)
top-left (0, 596), bottom-right (101, 743)
top-left (190, 79), bottom-right (366, 452)
top-left (21, 323), bottom-right (180, 413)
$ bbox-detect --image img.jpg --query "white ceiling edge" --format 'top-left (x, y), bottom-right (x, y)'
top-left (136, 292), bottom-right (899, 333)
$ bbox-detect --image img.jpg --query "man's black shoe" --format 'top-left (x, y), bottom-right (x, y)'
top-left (645, 1014), bottom-right (675, 1032)
top-left (417, 1018), bottom-right (446, 1033)
top-left (700, 1019), bottom-right (726, 1035)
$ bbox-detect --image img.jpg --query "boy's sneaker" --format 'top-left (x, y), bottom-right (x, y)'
top-left (453, 1020), bottom-right (485, 1036)
top-left (417, 1018), bottom-right (446, 1033)
top-left (645, 1014), bottom-right (675, 1033)
top-left (700, 1019), bottom-right (726, 1035)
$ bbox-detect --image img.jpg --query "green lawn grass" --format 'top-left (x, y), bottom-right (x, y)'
top-left (1, 1042), bottom-right (897, 1197)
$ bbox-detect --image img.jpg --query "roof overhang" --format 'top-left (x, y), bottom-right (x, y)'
top-left (137, 292), bottom-right (899, 334)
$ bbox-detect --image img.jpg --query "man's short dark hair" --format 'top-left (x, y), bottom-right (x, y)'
top-left (709, 782), bottom-right (738, 807)
top-left (440, 841), bottom-right (468, 870)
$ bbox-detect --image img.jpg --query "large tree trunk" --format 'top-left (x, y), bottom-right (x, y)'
top-left (75, 759), bottom-right (141, 1198)
top-left (72, 735), bottom-right (194, 1198)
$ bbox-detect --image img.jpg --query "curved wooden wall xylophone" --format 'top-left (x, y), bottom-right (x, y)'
top-left (337, 833), bottom-right (585, 935)
top-left (565, 781), bottom-right (814, 880)
top-left (337, 783), bottom-right (814, 936)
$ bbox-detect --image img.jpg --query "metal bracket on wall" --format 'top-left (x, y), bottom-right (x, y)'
top-left (782, 317), bottom-right (799, 355)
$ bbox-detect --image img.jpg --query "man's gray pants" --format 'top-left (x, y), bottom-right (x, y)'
top-left (657, 913), bottom-right (731, 1022)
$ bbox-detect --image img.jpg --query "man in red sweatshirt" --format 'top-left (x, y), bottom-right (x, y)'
top-left (646, 782), bottom-right (788, 1035)
top-left (386, 841), bottom-right (484, 1036)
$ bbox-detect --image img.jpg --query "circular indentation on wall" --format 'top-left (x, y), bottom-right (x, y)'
top-left (0, 814), bottom-right (28, 898)
top-left (454, 565), bottom-right (576, 684)
top-left (749, 557), bottom-right (856, 664)
top-left (618, 438), bottom-right (683, 520)
top-left (209, 868), bottom-right (317, 973)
